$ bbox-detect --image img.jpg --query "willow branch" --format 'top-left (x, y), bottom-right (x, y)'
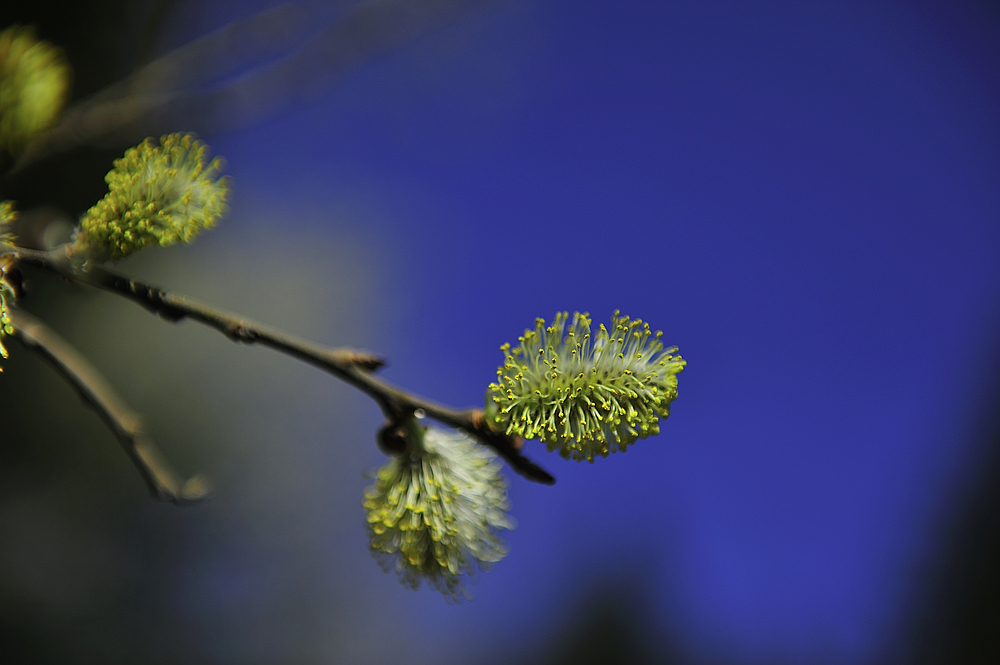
top-left (8, 307), bottom-right (210, 504)
top-left (6, 244), bottom-right (555, 484)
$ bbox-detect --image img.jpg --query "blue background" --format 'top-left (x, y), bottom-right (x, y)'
top-left (174, 0), bottom-right (1000, 661)
top-left (2, 1), bottom-right (998, 663)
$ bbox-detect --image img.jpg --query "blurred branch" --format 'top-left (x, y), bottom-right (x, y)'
top-left (4, 2), bottom-right (309, 174)
top-left (5, 243), bottom-right (556, 484)
top-left (5, 0), bottom-right (505, 176)
top-left (8, 307), bottom-right (210, 504)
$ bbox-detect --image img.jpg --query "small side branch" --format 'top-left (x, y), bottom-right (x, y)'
top-left (8, 308), bottom-right (210, 503)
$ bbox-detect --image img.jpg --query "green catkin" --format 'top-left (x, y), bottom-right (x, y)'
top-left (363, 427), bottom-right (514, 601)
top-left (0, 25), bottom-right (70, 156)
top-left (74, 133), bottom-right (230, 264)
top-left (0, 201), bottom-right (18, 366)
top-left (488, 311), bottom-right (686, 462)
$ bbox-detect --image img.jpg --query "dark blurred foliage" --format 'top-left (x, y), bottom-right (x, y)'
top-left (0, 0), bottom-right (169, 98)
top-left (894, 323), bottom-right (1000, 665)
top-left (0, 0), bottom-right (168, 221)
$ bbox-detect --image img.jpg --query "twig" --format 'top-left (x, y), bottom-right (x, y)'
top-left (5, 244), bottom-right (555, 484)
top-left (8, 307), bottom-right (211, 504)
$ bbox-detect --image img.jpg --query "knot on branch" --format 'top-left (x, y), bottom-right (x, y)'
top-left (224, 323), bottom-right (258, 343)
top-left (346, 350), bottom-right (385, 372)
top-left (112, 276), bottom-right (186, 321)
top-left (377, 419), bottom-right (409, 454)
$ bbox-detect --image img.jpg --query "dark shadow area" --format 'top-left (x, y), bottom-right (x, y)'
top-left (894, 313), bottom-right (1000, 665)
top-left (526, 578), bottom-right (681, 665)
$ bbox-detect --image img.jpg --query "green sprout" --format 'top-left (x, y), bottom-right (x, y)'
top-left (0, 25), bottom-right (70, 156)
top-left (488, 311), bottom-right (686, 462)
top-left (363, 424), bottom-right (514, 601)
top-left (73, 133), bottom-right (230, 264)
top-left (0, 201), bottom-right (18, 366)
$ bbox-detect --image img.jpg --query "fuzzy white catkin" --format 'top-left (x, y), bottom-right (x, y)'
top-left (363, 427), bottom-right (514, 601)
